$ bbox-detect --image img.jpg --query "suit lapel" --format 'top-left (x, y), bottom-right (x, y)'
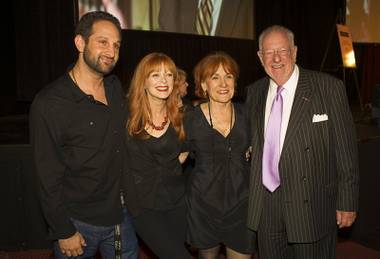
top-left (282, 69), bottom-right (312, 154)
top-left (255, 79), bottom-right (269, 150)
top-left (216, 0), bottom-right (241, 36)
top-left (181, 0), bottom-right (198, 33)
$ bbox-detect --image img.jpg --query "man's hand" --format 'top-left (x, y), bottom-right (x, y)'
top-left (245, 146), bottom-right (252, 161)
top-left (58, 232), bottom-right (86, 257)
top-left (179, 152), bottom-right (189, 164)
top-left (336, 210), bottom-right (357, 228)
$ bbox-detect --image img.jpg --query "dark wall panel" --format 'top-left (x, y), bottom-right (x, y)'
top-left (0, 145), bottom-right (51, 250)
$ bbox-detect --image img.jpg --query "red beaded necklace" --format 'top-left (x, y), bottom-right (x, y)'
top-left (148, 114), bottom-right (168, 131)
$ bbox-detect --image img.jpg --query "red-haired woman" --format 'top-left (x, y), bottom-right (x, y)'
top-left (184, 52), bottom-right (257, 259)
top-left (124, 52), bottom-right (190, 258)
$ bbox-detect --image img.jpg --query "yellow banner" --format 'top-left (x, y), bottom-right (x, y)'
top-left (336, 24), bottom-right (356, 68)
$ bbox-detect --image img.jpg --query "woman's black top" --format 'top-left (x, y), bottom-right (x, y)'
top-left (124, 125), bottom-right (186, 216)
top-left (183, 103), bottom-right (250, 214)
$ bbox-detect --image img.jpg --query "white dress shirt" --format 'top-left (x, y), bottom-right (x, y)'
top-left (264, 65), bottom-right (299, 153)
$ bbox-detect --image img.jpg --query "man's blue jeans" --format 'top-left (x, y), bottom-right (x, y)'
top-left (54, 208), bottom-right (138, 259)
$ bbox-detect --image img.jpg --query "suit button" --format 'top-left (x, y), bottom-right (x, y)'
top-left (305, 147), bottom-right (310, 151)
top-left (304, 199), bottom-right (309, 203)
top-left (302, 176), bottom-right (307, 182)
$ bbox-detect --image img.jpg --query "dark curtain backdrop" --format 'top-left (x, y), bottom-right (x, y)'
top-left (6, 0), bottom-right (379, 113)
top-left (10, 0), bottom-right (347, 102)
top-left (354, 43), bottom-right (380, 104)
top-left (14, 0), bottom-right (76, 102)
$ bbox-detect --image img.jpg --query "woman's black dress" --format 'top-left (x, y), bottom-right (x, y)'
top-left (184, 103), bottom-right (256, 254)
top-left (124, 125), bottom-right (189, 259)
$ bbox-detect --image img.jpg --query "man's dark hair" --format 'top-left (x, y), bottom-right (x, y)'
top-left (75, 11), bottom-right (122, 41)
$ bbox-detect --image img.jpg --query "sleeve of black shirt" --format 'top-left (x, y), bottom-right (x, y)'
top-left (29, 94), bottom-right (77, 240)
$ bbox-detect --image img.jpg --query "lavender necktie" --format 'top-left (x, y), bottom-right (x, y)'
top-left (262, 86), bottom-right (284, 192)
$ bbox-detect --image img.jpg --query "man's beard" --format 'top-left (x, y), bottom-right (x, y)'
top-left (83, 47), bottom-right (116, 75)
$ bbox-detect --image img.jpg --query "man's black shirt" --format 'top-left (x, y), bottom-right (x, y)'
top-left (30, 72), bottom-right (126, 240)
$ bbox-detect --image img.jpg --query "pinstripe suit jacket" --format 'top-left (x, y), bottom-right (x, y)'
top-left (246, 68), bottom-right (359, 242)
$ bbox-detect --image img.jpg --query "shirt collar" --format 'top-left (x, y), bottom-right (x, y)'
top-left (64, 72), bottom-right (87, 103)
top-left (65, 66), bottom-right (115, 103)
top-left (269, 65), bottom-right (299, 94)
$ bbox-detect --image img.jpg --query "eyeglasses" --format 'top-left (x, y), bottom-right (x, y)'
top-left (260, 48), bottom-right (291, 58)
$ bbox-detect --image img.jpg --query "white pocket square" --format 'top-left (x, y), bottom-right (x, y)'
top-left (312, 114), bottom-right (328, 123)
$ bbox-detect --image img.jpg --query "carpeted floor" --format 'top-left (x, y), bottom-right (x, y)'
top-left (336, 240), bottom-right (380, 259)
top-left (1, 239), bottom-right (379, 259)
